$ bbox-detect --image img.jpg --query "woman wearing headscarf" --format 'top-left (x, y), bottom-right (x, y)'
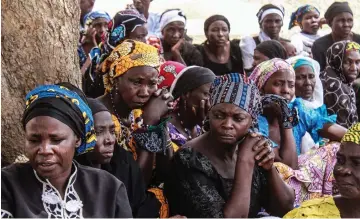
top-left (98, 40), bottom-right (175, 218)
top-left (249, 58), bottom-right (347, 206)
top-left (287, 56), bottom-right (323, 153)
top-left (312, 1), bottom-right (360, 71)
top-left (83, 9), bottom-right (147, 98)
top-left (165, 73), bottom-right (295, 218)
top-left (1, 84), bottom-right (132, 218)
top-left (321, 40), bottom-right (360, 129)
top-left (159, 9), bottom-right (203, 66)
top-left (168, 66), bottom-right (215, 149)
top-left (289, 5), bottom-right (323, 57)
top-left (252, 40), bottom-right (288, 68)
top-left (195, 15), bottom-right (244, 75)
top-left (240, 4), bottom-right (287, 72)
top-left (284, 123), bottom-right (360, 218)
top-left (78, 10), bottom-right (111, 68)
top-left (76, 98), bottom-right (161, 218)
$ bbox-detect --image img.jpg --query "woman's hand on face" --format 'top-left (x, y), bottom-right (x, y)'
top-left (237, 133), bottom-right (267, 163)
top-left (192, 99), bottom-right (211, 125)
top-left (81, 27), bottom-right (98, 47)
top-left (142, 89), bottom-right (174, 125)
top-left (252, 138), bottom-right (275, 171)
top-left (171, 38), bottom-right (185, 56)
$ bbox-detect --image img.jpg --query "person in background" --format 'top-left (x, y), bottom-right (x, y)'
top-left (1, 84), bottom-right (132, 218)
top-left (168, 66), bottom-right (216, 149)
top-left (195, 15), bottom-right (244, 75)
top-left (78, 11), bottom-right (111, 68)
top-left (76, 98), bottom-right (161, 218)
top-left (80, 0), bottom-right (96, 31)
top-left (127, 0), bottom-right (161, 38)
top-left (284, 123), bottom-right (360, 218)
top-left (82, 9), bottom-right (147, 98)
top-left (280, 40), bottom-right (297, 58)
top-left (252, 40), bottom-right (288, 68)
top-left (165, 73), bottom-right (295, 218)
top-left (240, 4), bottom-right (287, 72)
top-left (160, 9), bottom-right (203, 66)
top-left (286, 56), bottom-right (323, 153)
top-left (321, 40), bottom-right (360, 129)
top-left (312, 1), bottom-right (360, 71)
top-left (289, 5), bottom-right (323, 57)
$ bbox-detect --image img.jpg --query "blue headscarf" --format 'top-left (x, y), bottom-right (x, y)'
top-left (292, 58), bottom-right (315, 72)
top-left (22, 85), bottom-right (96, 155)
top-left (289, 5), bottom-right (320, 29)
top-left (83, 10), bottom-right (111, 31)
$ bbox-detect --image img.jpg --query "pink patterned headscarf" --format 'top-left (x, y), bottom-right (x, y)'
top-left (249, 58), bottom-right (295, 90)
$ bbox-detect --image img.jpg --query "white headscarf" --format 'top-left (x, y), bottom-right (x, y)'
top-left (159, 9), bottom-right (186, 32)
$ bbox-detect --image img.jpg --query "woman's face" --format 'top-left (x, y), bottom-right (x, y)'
top-left (184, 83), bottom-right (212, 109)
top-left (300, 11), bottom-right (320, 34)
top-left (128, 25), bottom-right (148, 43)
top-left (209, 103), bottom-right (252, 145)
top-left (206, 20), bottom-right (229, 46)
top-left (295, 65), bottom-right (316, 100)
top-left (253, 50), bottom-right (269, 68)
top-left (261, 13), bottom-right (283, 39)
top-left (25, 116), bottom-right (80, 179)
top-left (93, 111), bottom-right (116, 164)
top-left (162, 21), bottom-right (186, 46)
top-left (331, 12), bottom-right (353, 39)
top-left (92, 17), bottom-right (109, 43)
top-left (263, 69), bottom-right (296, 101)
top-left (343, 50), bottom-right (360, 83)
top-left (115, 66), bottom-right (158, 109)
top-left (334, 142), bottom-right (360, 199)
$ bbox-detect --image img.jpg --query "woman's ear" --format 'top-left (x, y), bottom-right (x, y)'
top-left (75, 136), bottom-right (82, 148)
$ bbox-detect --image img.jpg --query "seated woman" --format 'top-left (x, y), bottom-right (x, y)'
top-left (165, 73), bottom-right (295, 218)
top-left (1, 84), bottom-right (132, 218)
top-left (75, 98), bottom-right (161, 218)
top-left (249, 58), bottom-right (347, 206)
top-left (98, 40), bottom-right (175, 218)
top-left (168, 65), bottom-right (215, 148)
top-left (321, 40), bottom-right (360, 129)
top-left (240, 3), bottom-right (287, 71)
top-left (83, 9), bottom-right (147, 98)
top-left (159, 9), bottom-right (203, 66)
top-left (286, 56), bottom-right (323, 153)
top-left (284, 123), bottom-right (360, 218)
top-left (289, 5), bottom-right (323, 57)
top-left (195, 15), bottom-right (244, 75)
top-left (252, 40), bottom-right (288, 68)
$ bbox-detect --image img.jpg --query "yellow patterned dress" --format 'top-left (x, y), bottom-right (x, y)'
top-left (284, 197), bottom-right (340, 218)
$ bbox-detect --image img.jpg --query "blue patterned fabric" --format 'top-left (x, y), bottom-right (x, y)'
top-left (258, 98), bottom-right (337, 154)
top-left (24, 85), bottom-right (97, 155)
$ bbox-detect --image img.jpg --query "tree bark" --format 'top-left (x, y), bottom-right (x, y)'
top-left (1, 0), bottom-right (81, 164)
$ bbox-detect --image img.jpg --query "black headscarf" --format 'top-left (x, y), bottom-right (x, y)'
top-left (204, 15), bottom-right (231, 33)
top-left (170, 66), bottom-right (216, 99)
top-left (325, 1), bottom-right (353, 25)
top-left (255, 40), bottom-right (288, 60)
top-left (87, 98), bottom-right (109, 115)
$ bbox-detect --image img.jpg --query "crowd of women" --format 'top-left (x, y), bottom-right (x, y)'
top-left (2, 0), bottom-right (360, 218)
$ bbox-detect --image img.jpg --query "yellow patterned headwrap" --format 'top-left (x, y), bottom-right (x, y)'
top-left (346, 41), bottom-right (360, 52)
top-left (101, 39), bottom-right (161, 93)
top-left (341, 123), bottom-right (360, 144)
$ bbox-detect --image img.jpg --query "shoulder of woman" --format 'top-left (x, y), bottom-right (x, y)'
top-left (77, 163), bottom-right (125, 187)
top-left (1, 163), bottom-right (32, 179)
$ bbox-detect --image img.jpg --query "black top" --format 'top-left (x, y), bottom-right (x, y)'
top-left (312, 33), bottom-right (360, 71)
top-left (164, 147), bottom-right (270, 218)
top-left (82, 67), bottom-right (105, 98)
top-left (162, 39), bottom-right (204, 66)
top-left (196, 39), bottom-right (244, 76)
top-left (76, 145), bottom-right (161, 218)
top-left (1, 162), bottom-right (132, 218)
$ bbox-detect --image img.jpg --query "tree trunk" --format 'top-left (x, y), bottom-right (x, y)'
top-left (1, 0), bottom-right (81, 164)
